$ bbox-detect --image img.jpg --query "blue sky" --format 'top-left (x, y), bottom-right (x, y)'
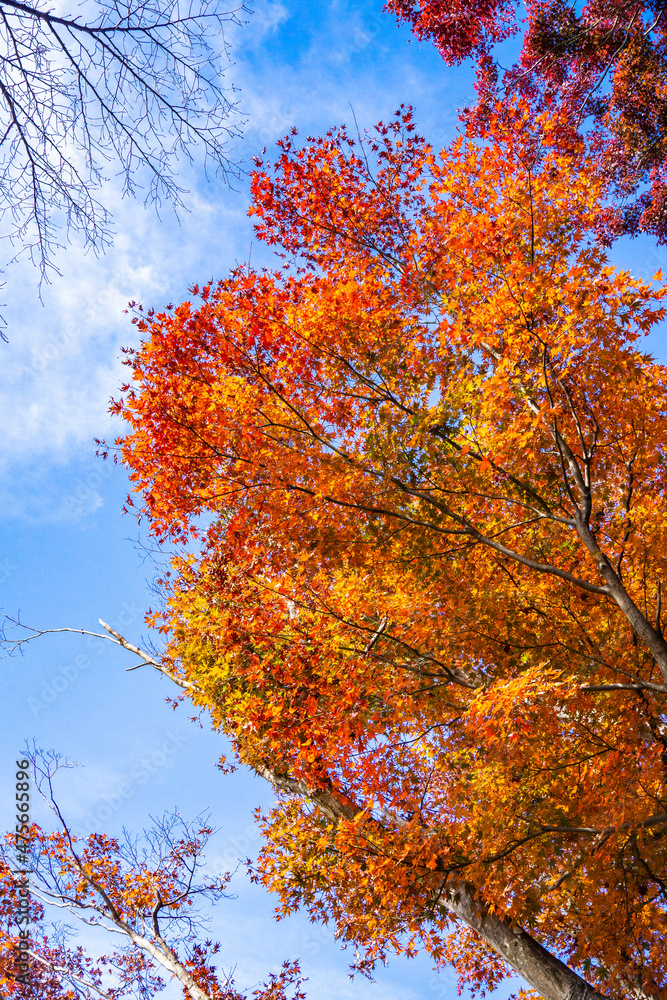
top-left (2, 1), bottom-right (667, 997)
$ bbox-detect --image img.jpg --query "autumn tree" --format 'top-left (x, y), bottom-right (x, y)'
top-left (1, 749), bottom-right (306, 1000)
top-left (382, 0), bottom-right (667, 242)
top-left (103, 104), bottom-right (667, 1000)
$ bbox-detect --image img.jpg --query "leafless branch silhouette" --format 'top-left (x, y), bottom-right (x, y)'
top-left (0, 0), bottom-right (248, 288)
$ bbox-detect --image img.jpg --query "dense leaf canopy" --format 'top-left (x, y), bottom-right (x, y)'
top-left (383, 0), bottom-right (667, 242)
top-left (112, 107), bottom-right (667, 998)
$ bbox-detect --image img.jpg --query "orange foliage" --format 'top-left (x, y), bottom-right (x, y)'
top-left (1, 801), bottom-right (306, 1000)
top-left (383, 0), bottom-right (667, 242)
top-left (114, 107), bottom-right (667, 998)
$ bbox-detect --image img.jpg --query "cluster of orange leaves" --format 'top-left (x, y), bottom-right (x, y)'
top-left (383, 0), bottom-right (667, 242)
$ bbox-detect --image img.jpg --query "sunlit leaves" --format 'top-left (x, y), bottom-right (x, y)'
top-left (114, 108), bottom-right (667, 997)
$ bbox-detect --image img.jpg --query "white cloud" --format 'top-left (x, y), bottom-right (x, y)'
top-left (228, 0), bottom-right (289, 46)
top-left (0, 0), bottom-right (465, 484)
top-left (0, 174), bottom-right (252, 467)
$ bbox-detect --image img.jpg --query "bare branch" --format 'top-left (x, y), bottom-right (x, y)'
top-left (0, 0), bottom-right (248, 290)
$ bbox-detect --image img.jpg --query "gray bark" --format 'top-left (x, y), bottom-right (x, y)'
top-left (443, 879), bottom-right (606, 1000)
top-left (256, 764), bottom-right (608, 1000)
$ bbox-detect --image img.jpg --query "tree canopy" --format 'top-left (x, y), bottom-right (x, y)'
top-left (1, 751), bottom-right (306, 1000)
top-left (383, 0), bottom-right (667, 242)
top-left (105, 106), bottom-right (667, 999)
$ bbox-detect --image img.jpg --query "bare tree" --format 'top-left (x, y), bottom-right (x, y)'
top-left (0, 0), bottom-right (247, 283)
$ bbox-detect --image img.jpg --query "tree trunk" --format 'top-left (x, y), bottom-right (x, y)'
top-left (256, 764), bottom-right (608, 1000)
top-left (443, 878), bottom-right (606, 1000)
